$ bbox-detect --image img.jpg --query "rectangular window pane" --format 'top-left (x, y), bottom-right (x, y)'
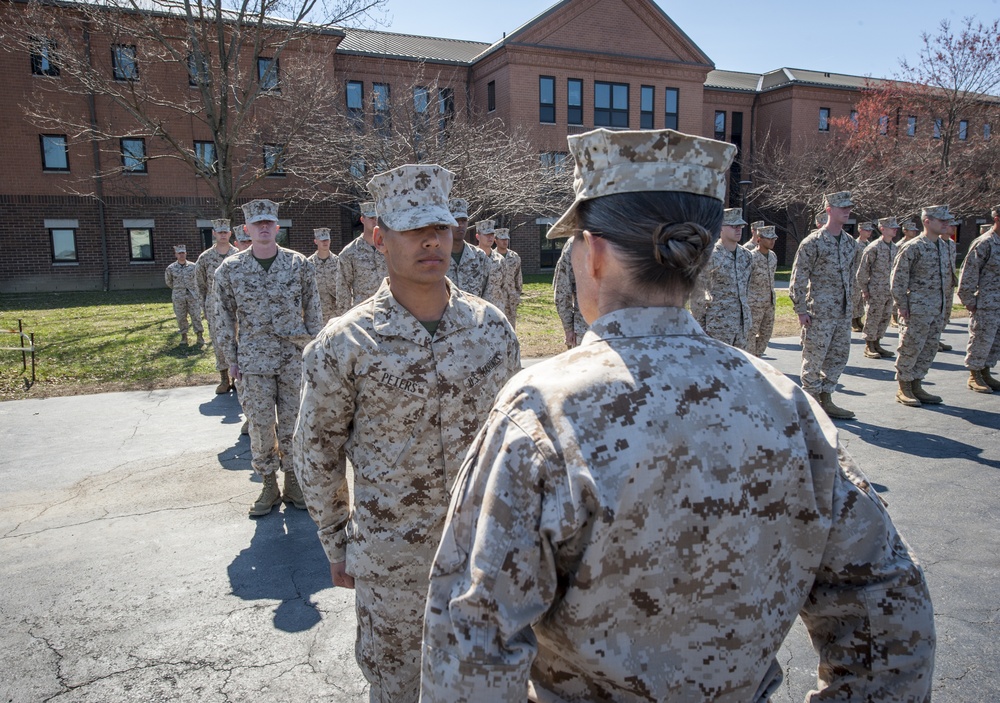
top-left (263, 144), bottom-right (285, 175)
top-left (595, 81), bottom-right (628, 128)
top-left (612, 84), bottom-right (628, 109)
top-left (195, 141), bottom-right (216, 171)
top-left (640, 85), bottom-right (653, 129)
top-left (121, 138), bottom-right (146, 173)
top-left (373, 83), bottom-right (390, 112)
top-left (567, 78), bottom-right (582, 125)
top-left (986, 123), bottom-right (992, 140)
top-left (714, 111), bottom-right (726, 140)
top-left (112, 45), bottom-right (138, 81)
top-left (595, 82), bottom-right (610, 109)
top-left (346, 81), bottom-right (363, 110)
top-left (350, 155), bottom-right (365, 179)
top-left (959, 120), bottom-right (968, 140)
top-left (51, 228), bottom-right (77, 262)
top-left (539, 76), bottom-right (555, 123)
top-left (487, 81), bottom-right (495, 112)
top-left (31, 37), bottom-right (60, 76)
top-left (665, 88), bottom-right (679, 130)
top-left (819, 107), bottom-right (830, 132)
top-left (878, 115), bottom-right (888, 135)
top-left (40, 134), bottom-right (68, 171)
top-left (439, 88), bottom-right (454, 135)
top-left (934, 118), bottom-right (942, 139)
top-left (907, 116), bottom-right (917, 137)
top-left (129, 228), bottom-right (153, 261)
top-left (258, 58), bottom-right (279, 91)
top-left (414, 86), bottom-right (429, 113)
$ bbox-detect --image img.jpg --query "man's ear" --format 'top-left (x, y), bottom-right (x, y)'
top-left (373, 225), bottom-right (386, 252)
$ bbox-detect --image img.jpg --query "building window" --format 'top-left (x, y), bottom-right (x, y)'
top-left (907, 115), bottom-right (917, 137)
top-left (257, 57), bottom-right (279, 91)
top-left (487, 81), bottom-right (496, 112)
top-left (878, 115), bottom-right (889, 135)
top-left (31, 37), bottom-right (60, 77)
top-left (439, 87), bottom-right (454, 132)
top-left (128, 228), bottom-right (154, 261)
top-left (413, 86), bottom-right (429, 114)
top-left (263, 143), bottom-right (285, 176)
top-left (50, 228), bottom-right (77, 262)
top-left (714, 111), bottom-right (726, 140)
top-left (665, 88), bottom-right (679, 130)
top-left (567, 78), bottom-right (583, 126)
top-left (121, 137), bottom-right (147, 173)
top-left (849, 110), bottom-right (858, 126)
top-left (539, 76), bottom-right (555, 124)
top-left (594, 81), bottom-right (628, 128)
top-left (818, 107), bottom-right (830, 132)
top-left (540, 151), bottom-right (568, 173)
top-left (933, 118), bottom-right (942, 139)
top-left (373, 83), bottom-right (390, 134)
top-left (640, 85), bottom-right (654, 129)
top-left (349, 155), bottom-right (365, 179)
top-left (194, 140), bottom-right (216, 171)
top-left (985, 123), bottom-right (992, 140)
top-left (346, 80), bottom-right (364, 125)
top-left (112, 44), bottom-right (138, 81)
top-left (959, 120), bottom-right (969, 141)
top-left (276, 226), bottom-right (290, 248)
top-left (40, 134), bottom-right (69, 171)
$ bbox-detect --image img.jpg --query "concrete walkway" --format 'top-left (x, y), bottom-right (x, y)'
top-left (1, 319), bottom-right (997, 701)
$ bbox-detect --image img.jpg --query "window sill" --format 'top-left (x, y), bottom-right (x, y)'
top-left (129, 260), bottom-right (156, 265)
top-left (43, 169), bottom-right (70, 173)
top-left (52, 261), bottom-right (79, 266)
top-left (123, 171), bottom-right (148, 176)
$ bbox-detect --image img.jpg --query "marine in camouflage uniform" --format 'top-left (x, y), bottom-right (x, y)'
top-left (164, 245), bottom-right (203, 345)
top-left (858, 217), bottom-right (899, 359)
top-left (743, 219), bottom-right (763, 251)
top-left (307, 227), bottom-right (339, 323)
top-left (789, 191), bottom-right (858, 419)
top-left (747, 225), bottom-right (778, 356)
top-left (890, 205), bottom-right (956, 406)
top-left (294, 165), bottom-right (520, 703)
top-left (215, 199), bottom-right (323, 515)
top-left (474, 219), bottom-right (506, 309)
top-left (938, 218), bottom-right (960, 351)
top-left (958, 209), bottom-right (1000, 393)
top-left (195, 219), bottom-right (239, 392)
top-left (494, 228), bottom-right (522, 327)
top-left (445, 198), bottom-right (492, 298)
top-left (850, 221), bottom-right (873, 331)
top-left (335, 201), bottom-right (388, 315)
top-left (553, 236), bottom-right (588, 348)
top-left (421, 127), bottom-right (935, 703)
top-left (691, 207), bottom-right (753, 349)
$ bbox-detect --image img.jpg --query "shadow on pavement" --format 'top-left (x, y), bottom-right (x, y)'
top-left (199, 392), bottom-right (243, 426)
top-left (216, 434), bottom-right (252, 471)
top-left (841, 420), bottom-right (1000, 470)
top-left (227, 506), bottom-right (329, 632)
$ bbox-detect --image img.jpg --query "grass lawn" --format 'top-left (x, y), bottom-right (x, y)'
top-left (0, 279), bottom-right (967, 401)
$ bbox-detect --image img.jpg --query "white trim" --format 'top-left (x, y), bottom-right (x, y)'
top-left (123, 219), bottom-right (155, 229)
top-left (535, 217), bottom-right (557, 225)
top-left (44, 219), bottom-right (79, 229)
top-left (278, 219), bottom-right (292, 227)
top-left (196, 219), bottom-right (214, 228)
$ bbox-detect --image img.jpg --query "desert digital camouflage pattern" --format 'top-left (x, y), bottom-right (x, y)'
top-left (335, 236), bottom-right (388, 315)
top-left (690, 239), bottom-right (753, 349)
top-left (482, 248), bottom-right (506, 310)
top-left (498, 248), bottom-right (523, 327)
top-left (307, 251), bottom-right (339, 322)
top-left (294, 280), bottom-right (519, 701)
top-left (891, 235), bottom-right (954, 382)
top-left (447, 241), bottom-right (492, 298)
top-left (421, 306), bottom-right (935, 703)
top-left (747, 245), bottom-right (777, 356)
top-left (241, 198), bottom-right (280, 223)
top-left (851, 234), bottom-right (869, 320)
top-left (858, 238), bottom-right (898, 343)
top-left (959, 227), bottom-right (1000, 369)
top-left (164, 260), bottom-right (203, 336)
top-left (944, 236), bottom-right (958, 324)
top-left (367, 164), bottom-right (458, 232)
top-left (195, 244), bottom-right (238, 368)
top-left (823, 190), bottom-right (854, 208)
top-left (553, 237), bottom-right (588, 345)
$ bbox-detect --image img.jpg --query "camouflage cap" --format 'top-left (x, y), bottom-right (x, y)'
top-left (758, 225), bottom-right (778, 239)
top-left (367, 164), bottom-right (459, 232)
top-left (448, 198), bottom-right (470, 220)
top-left (948, 216), bottom-right (961, 227)
top-left (901, 219), bottom-right (919, 232)
top-left (878, 216), bottom-right (899, 229)
top-left (823, 191), bottom-right (854, 208)
top-left (494, 228), bottom-right (510, 239)
top-left (174, 245), bottom-right (186, 253)
top-left (858, 221), bottom-right (874, 231)
top-left (723, 208), bottom-right (747, 226)
top-left (359, 201), bottom-right (377, 218)
top-left (921, 204), bottom-right (952, 221)
top-left (476, 219), bottom-right (496, 235)
top-left (234, 224), bottom-right (251, 242)
top-left (241, 199), bottom-right (279, 224)
top-left (547, 128), bottom-right (736, 239)
top-left (211, 218), bottom-right (231, 232)
top-left (750, 220), bottom-right (764, 231)
top-left (992, 205), bottom-right (1000, 219)
top-left (815, 211), bottom-right (829, 226)
top-left (313, 227), bottom-right (331, 241)
top-left (981, 224), bottom-right (993, 235)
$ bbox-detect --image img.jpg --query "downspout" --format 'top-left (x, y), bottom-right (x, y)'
top-left (83, 21), bottom-right (110, 291)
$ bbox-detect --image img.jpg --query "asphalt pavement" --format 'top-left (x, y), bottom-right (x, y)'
top-left (1, 318), bottom-right (997, 702)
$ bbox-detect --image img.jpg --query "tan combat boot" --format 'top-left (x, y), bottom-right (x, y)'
top-left (819, 392), bottom-right (855, 419)
top-left (968, 369), bottom-right (993, 394)
top-left (864, 340), bottom-right (881, 359)
top-left (181, 333), bottom-right (189, 345)
top-left (196, 332), bottom-right (205, 346)
top-left (215, 369), bottom-right (231, 395)
top-left (851, 317), bottom-right (863, 332)
top-left (282, 471), bottom-right (307, 510)
top-left (249, 472), bottom-right (281, 517)
top-left (939, 340), bottom-right (953, 352)
top-left (240, 418), bottom-right (249, 435)
top-left (875, 339), bottom-right (895, 358)
top-left (911, 380), bottom-right (942, 404)
top-left (896, 380), bottom-right (921, 407)
top-left (980, 367), bottom-right (1000, 391)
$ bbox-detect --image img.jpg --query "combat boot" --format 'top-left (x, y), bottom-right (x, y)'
top-left (215, 369), bottom-right (231, 395)
top-left (240, 418), bottom-right (249, 435)
top-left (282, 470), bottom-right (307, 510)
top-left (875, 339), bottom-right (895, 358)
top-left (939, 340), bottom-right (953, 351)
top-left (980, 367), bottom-right (1000, 391)
top-left (818, 392), bottom-right (855, 419)
top-left (181, 333), bottom-right (189, 345)
top-left (196, 332), bottom-right (205, 346)
top-left (911, 380), bottom-right (942, 404)
top-left (967, 369), bottom-right (993, 394)
top-left (851, 317), bottom-right (863, 332)
top-left (864, 340), bottom-right (881, 359)
top-left (249, 472), bottom-right (281, 517)
top-left (896, 380), bottom-right (921, 407)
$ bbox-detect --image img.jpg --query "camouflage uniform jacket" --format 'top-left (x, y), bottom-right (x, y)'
top-left (959, 230), bottom-right (1000, 310)
top-left (214, 247), bottom-right (323, 374)
top-left (164, 261), bottom-right (199, 300)
top-left (789, 228), bottom-right (856, 317)
top-left (553, 239), bottom-right (587, 337)
top-left (307, 251), bottom-right (339, 313)
top-left (690, 240), bottom-right (753, 337)
top-left (747, 247), bottom-right (777, 309)
top-left (891, 235), bottom-right (954, 318)
top-left (482, 249), bottom-right (506, 309)
top-left (334, 236), bottom-right (388, 315)
top-left (857, 239), bottom-right (897, 300)
top-left (195, 245), bottom-right (238, 307)
top-left (500, 249), bottom-right (523, 305)
top-left (294, 279), bottom-right (520, 583)
top-left (421, 305), bottom-right (935, 703)
top-left (447, 241), bottom-right (491, 298)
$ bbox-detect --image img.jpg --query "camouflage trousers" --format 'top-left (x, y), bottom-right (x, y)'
top-left (800, 316), bottom-right (851, 394)
top-left (704, 312), bottom-right (749, 351)
top-left (318, 289), bottom-right (337, 325)
top-left (504, 300), bottom-right (518, 330)
top-left (354, 578), bottom-right (426, 703)
top-left (172, 293), bottom-right (203, 336)
top-left (747, 304), bottom-right (775, 357)
top-left (863, 294), bottom-right (893, 342)
top-left (965, 308), bottom-right (1000, 370)
top-left (202, 305), bottom-right (227, 370)
top-left (945, 286), bottom-right (955, 323)
top-left (241, 367), bottom-right (301, 476)
top-left (851, 286), bottom-right (865, 320)
top-left (895, 312), bottom-right (945, 382)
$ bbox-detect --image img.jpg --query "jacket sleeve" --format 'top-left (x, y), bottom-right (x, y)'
top-left (789, 239), bottom-right (812, 315)
top-left (213, 266), bottom-right (238, 367)
top-left (890, 247), bottom-right (913, 312)
top-left (195, 257), bottom-right (209, 304)
top-left (856, 246), bottom-right (873, 294)
top-left (957, 242), bottom-right (982, 308)
top-left (553, 249), bottom-right (576, 333)
top-left (335, 251), bottom-right (353, 316)
top-left (164, 265), bottom-right (174, 289)
top-left (301, 260), bottom-right (324, 336)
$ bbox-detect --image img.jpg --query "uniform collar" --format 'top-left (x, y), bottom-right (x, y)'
top-left (582, 306), bottom-right (701, 344)
top-left (372, 278), bottom-right (478, 342)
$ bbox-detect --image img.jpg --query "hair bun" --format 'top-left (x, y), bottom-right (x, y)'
top-left (652, 222), bottom-right (712, 277)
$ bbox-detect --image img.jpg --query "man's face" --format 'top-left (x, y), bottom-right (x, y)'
top-left (827, 206), bottom-right (852, 228)
top-left (213, 229), bottom-right (231, 246)
top-left (175, 251), bottom-right (187, 264)
top-left (924, 216), bottom-right (947, 237)
top-left (757, 237), bottom-right (775, 253)
top-left (857, 227), bottom-right (872, 242)
top-left (315, 238), bottom-right (331, 255)
top-left (881, 226), bottom-right (899, 241)
top-left (451, 218), bottom-right (468, 241)
top-left (360, 215), bottom-right (377, 235)
top-left (247, 219), bottom-right (278, 245)
top-left (235, 239), bottom-right (251, 251)
top-left (476, 232), bottom-right (495, 251)
top-left (375, 222), bottom-right (453, 286)
top-left (720, 224), bottom-right (743, 245)
top-left (496, 238), bottom-right (509, 254)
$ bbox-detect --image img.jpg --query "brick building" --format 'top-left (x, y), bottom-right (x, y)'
top-left (0, 0), bottom-right (983, 292)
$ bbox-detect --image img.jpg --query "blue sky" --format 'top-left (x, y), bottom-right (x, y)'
top-left (373, 0), bottom-right (999, 79)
